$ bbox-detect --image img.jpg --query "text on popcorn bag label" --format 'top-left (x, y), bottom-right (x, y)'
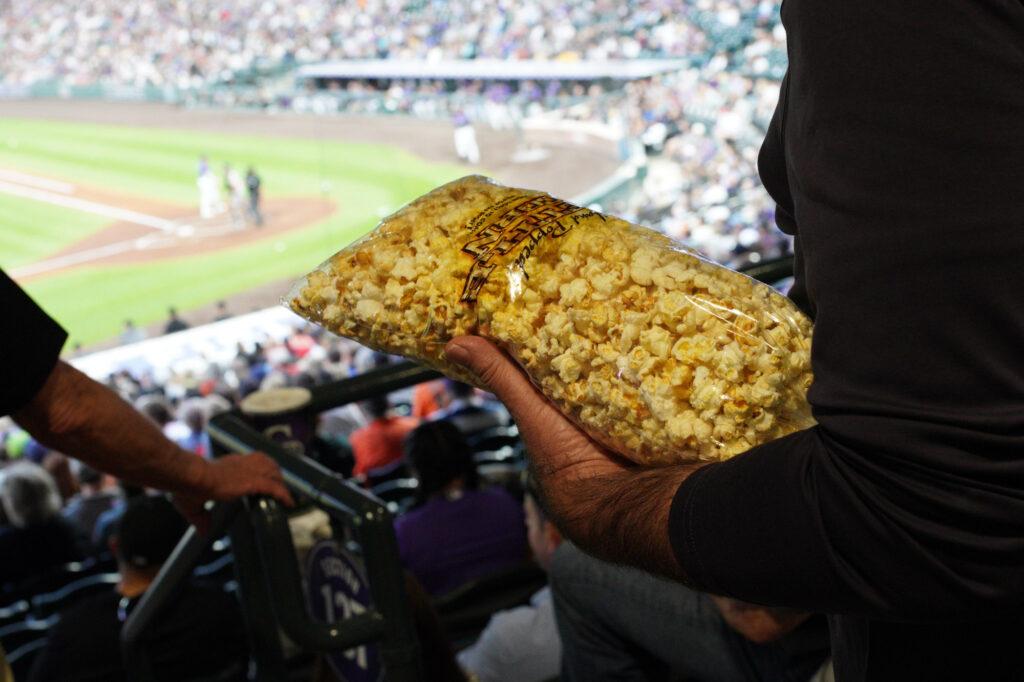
top-left (459, 193), bottom-right (601, 303)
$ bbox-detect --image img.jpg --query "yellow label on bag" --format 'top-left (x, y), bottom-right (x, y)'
top-left (460, 194), bottom-right (599, 302)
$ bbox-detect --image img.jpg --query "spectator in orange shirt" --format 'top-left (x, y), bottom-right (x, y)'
top-left (349, 396), bottom-right (418, 477)
top-left (411, 379), bottom-right (448, 419)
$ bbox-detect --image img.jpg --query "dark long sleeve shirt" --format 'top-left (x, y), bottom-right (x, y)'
top-left (1, 269), bottom-right (66, 416)
top-left (669, 1), bottom-right (1024, 679)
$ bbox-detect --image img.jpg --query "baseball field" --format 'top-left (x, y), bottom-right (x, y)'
top-left (0, 102), bottom-right (618, 350)
top-left (0, 115), bottom-right (471, 348)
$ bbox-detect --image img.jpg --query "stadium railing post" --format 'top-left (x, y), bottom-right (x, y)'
top-left (226, 496), bottom-right (291, 681)
top-left (209, 410), bottom-right (425, 680)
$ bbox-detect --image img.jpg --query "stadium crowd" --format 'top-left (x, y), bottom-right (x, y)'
top-left (0, 0), bottom-right (778, 90)
top-left (291, 69), bottom-right (791, 269)
top-left (283, 4), bottom-right (790, 269)
top-left (600, 69), bottom-right (788, 267)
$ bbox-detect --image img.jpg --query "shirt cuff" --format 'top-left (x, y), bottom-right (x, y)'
top-left (668, 462), bottom-right (723, 593)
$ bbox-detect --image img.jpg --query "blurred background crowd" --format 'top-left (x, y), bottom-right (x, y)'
top-left (1, 0), bottom-right (782, 89)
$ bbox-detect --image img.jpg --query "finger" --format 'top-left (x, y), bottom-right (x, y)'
top-left (246, 453), bottom-right (288, 485)
top-left (175, 500), bottom-right (211, 536)
top-left (232, 454), bottom-right (293, 506)
top-left (192, 512), bottom-right (211, 537)
top-left (261, 461), bottom-right (289, 490)
top-left (252, 478), bottom-right (295, 508)
top-left (444, 336), bottom-right (548, 418)
top-left (246, 452), bottom-right (278, 474)
top-left (273, 481), bottom-right (295, 507)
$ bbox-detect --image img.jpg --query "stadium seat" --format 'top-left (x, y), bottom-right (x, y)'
top-left (0, 599), bottom-right (29, 630)
top-left (1, 559), bottom-right (102, 609)
top-left (473, 447), bottom-right (520, 465)
top-left (0, 618), bottom-right (54, 653)
top-left (0, 617), bottom-right (54, 680)
top-left (7, 635), bottom-right (50, 681)
top-left (193, 552), bottom-right (236, 586)
top-left (370, 478), bottom-right (419, 515)
top-left (433, 561), bottom-right (547, 646)
top-left (477, 462), bottom-right (526, 490)
top-left (363, 459), bottom-right (411, 489)
top-left (192, 536), bottom-right (233, 577)
top-left (467, 425), bottom-right (521, 453)
top-left (30, 572), bottom-right (120, 619)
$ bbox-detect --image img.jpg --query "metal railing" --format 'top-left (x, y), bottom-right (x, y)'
top-left (739, 254), bottom-right (794, 285)
top-left (122, 362), bottom-right (440, 681)
top-left (120, 256), bottom-right (793, 680)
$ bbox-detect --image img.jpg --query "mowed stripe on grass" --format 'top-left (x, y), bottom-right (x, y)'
top-left (25, 222), bottom-right (359, 348)
top-left (0, 117), bottom-right (467, 347)
top-left (0, 118), bottom-right (460, 204)
top-left (0, 192), bottom-right (111, 268)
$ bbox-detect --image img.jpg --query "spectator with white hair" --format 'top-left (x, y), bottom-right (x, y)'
top-left (0, 461), bottom-right (86, 589)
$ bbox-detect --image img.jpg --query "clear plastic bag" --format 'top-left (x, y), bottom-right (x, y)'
top-left (287, 176), bottom-right (814, 465)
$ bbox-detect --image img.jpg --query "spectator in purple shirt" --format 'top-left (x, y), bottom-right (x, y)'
top-left (395, 421), bottom-right (527, 597)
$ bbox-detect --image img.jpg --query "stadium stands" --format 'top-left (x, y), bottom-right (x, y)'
top-left (0, 0), bottom-right (774, 92)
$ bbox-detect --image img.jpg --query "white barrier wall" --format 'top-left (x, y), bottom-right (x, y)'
top-left (70, 306), bottom-right (308, 383)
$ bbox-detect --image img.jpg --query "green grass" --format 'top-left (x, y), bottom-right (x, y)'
top-left (0, 193), bottom-right (109, 267)
top-left (0, 118), bottom-right (468, 347)
top-left (24, 211), bottom-right (376, 343)
top-left (0, 118), bottom-right (453, 204)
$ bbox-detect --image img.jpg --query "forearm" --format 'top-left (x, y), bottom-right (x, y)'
top-left (14, 361), bottom-right (205, 494)
top-left (533, 461), bottom-right (702, 583)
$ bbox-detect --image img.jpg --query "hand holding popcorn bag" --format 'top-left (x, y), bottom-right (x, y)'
top-left (288, 176), bottom-right (814, 465)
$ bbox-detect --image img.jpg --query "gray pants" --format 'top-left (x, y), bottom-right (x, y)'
top-left (549, 543), bottom-right (828, 682)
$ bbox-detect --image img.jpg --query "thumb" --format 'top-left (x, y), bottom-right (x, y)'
top-left (191, 511), bottom-right (212, 538)
top-left (173, 494), bottom-right (211, 536)
top-left (444, 336), bottom-right (544, 417)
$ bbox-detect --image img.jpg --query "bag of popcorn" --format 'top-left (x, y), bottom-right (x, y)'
top-left (288, 176), bottom-right (814, 465)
